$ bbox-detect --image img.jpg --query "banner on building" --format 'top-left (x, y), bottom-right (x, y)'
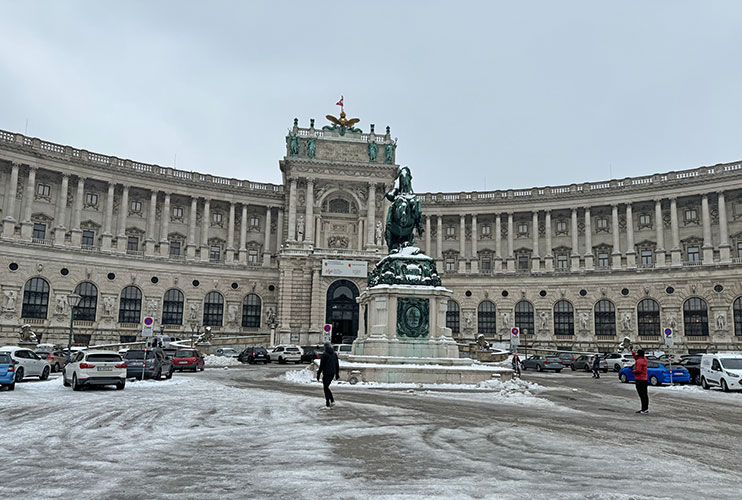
top-left (321, 259), bottom-right (368, 278)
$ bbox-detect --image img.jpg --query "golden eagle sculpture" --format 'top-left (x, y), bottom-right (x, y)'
top-left (323, 110), bottom-right (362, 135)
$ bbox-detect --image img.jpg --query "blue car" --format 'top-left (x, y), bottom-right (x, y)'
top-left (0, 352), bottom-right (16, 391)
top-left (619, 360), bottom-right (690, 386)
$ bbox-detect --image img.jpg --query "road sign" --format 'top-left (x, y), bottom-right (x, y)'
top-left (510, 327), bottom-right (520, 349)
top-left (511, 327), bottom-right (520, 336)
top-left (664, 327), bottom-right (673, 347)
top-left (142, 316), bottom-right (154, 337)
top-left (322, 324), bottom-right (332, 343)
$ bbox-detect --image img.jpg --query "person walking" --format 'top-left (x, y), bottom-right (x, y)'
top-left (511, 353), bottom-right (521, 378)
top-left (632, 349), bottom-right (649, 414)
top-left (317, 343), bottom-right (340, 408)
top-left (591, 354), bottom-right (601, 379)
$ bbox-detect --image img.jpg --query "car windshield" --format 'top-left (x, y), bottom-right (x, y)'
top-left (175, 350), bottom-right (196, 357)
top-left (0, 354), bottom-right (11, 363)
top-left (125, 351), bottom-right (155, 360)
top-left (36, 352), bottom-right (50, 359)
top-left (87, 354), bottom-right (122, 362)
top-left (721, 358), bottom-right (742, 370)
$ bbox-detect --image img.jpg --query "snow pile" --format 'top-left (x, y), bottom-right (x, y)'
top-left (478, 376), bottom-right (543, 393)
top-left (284, 367), bottom-right (316, 384)
top-left (203, 354), bottom-right (241, 367)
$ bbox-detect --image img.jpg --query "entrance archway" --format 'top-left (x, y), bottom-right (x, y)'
top-left (325, 280), bottom-right (360, 343)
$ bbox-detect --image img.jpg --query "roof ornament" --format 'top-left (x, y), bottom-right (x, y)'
top-left (324, 95), bottom-right (362, 135)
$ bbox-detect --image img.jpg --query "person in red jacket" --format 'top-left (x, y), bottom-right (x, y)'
top-left (632, 349), bottom-right (649, 414)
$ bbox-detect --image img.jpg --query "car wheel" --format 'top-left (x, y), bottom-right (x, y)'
top-left (555, 369), bottom-right (562, 373)
top-left (116, 381), bottom-right (126, 390)
top-left (584, 365), bottom-right (591, 372)
top-left (15, 367), bottom-right (24, 383)
top-left (166, 368), bottom-right (174, 379)
top-left (199, 365), bottom-right (204, 371)
top-left (263, 360), bottom-right (269, 364)
top-left (521, 365), bottom-right (527, 371)
top-left (248, 356), bottom-right (254, 364)
top-left (701, 377), bottom-right (709, 389)
top-left (694, 374), bottom-right (702, 385)
top-left (649, 375), bottom-right (659, 386)
top-left (40, 366), bottom-right (50, 381)
top-left (295, 359), bottom-right (301, 364)
top-left (602, 368), bottom-right (608, 373)
top-left (570, 365), bottom-right (576, 371)
top-left (721, 379), bottom-right (730, 392)
top-left (72, 374), bottom-right (82, 391)
top-left (63, 376), bottom-right (70, 387)
top-left (614, 364), bottom-right (621, 372)
top-left (536, 365), bottom-right (543, 372)
top-left (7, 382), bottom-right (14, 391)
top-left (279, 356), bottom-right (285, 364)
top-left (155, 369), bottom-right (162, 380)
top-left (620, 373), bottom-right (628, 383)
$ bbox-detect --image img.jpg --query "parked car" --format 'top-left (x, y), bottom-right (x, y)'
top-left (172, 349), bottom-right (205, 371)
top-left (570, 355), bottom-right (595, 372)
top-left (123, 348), bottom-right (174, 379)
top-left (648, 353), bottom-right (682, 364)
top-left (62, 351), bottom-right (127, 391)
top-left (333, 344), bottom-right (353, 358)
top-left (555, 352), bottom-right (578, 367)
top-left (603, 353), bottom-right (635, 372)
top-left (0, 346), bottom-right (50, 382)
top-left (0, 352), bottom-right (16, 391)
top-left (700, 353), bottom-right (742, 392)
top-left (677, 355), bottom-right (702, 385)
top-left (267, 345), bottom-right (302, 364)
top-left (300, 345), bottom-right (324, 363)
top-left (214, 348), bottom-right (240, 358)
top-left (521, 355), bottom-right (563, 372)
top-left (618, 361), bottom-right (690, 386)
top-left (238, 346), bottom-right (270, 364)
top-left (35, 349), bottom-right (67, 372)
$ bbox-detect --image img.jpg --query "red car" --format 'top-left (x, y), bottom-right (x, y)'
top-left (172, 349), bottom-right (205, 372)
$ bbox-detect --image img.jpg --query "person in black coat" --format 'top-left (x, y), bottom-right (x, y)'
top-left (592, 355), bottom-right (601, 378)
top-left (317, 343), bottom-right (340, 407)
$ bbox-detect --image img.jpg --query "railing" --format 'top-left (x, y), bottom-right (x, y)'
top-left (32, 238), bottom-right (53, 246)
top-left (81, 245), bottom-right (100, 252)
top-left (684, 260), bottom-right (702, 267)
top-left (126, 249), bottom-right (144, 257)
top-left (21, 318), bottom-right (45, 325)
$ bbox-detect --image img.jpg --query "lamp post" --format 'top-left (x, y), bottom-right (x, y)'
top-left (66, 293), bottom-right (81, 361)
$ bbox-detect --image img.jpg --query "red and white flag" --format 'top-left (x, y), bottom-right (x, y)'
top-left (336, 96), bottom-right (344, 107)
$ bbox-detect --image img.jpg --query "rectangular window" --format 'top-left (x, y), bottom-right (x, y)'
top-left (738, 242), bottom-right (742, 258)
top-left (81, 230), bottom-right (95, 247)
top-left (687, 246), bottom-right (700, 263)
top-left (556, 221), bottom-right (567, 233)
top-left (36, 183), bottom-right (51, 197)
top-left (556, 255), bottom-right (568, 269)
top-left (640, 250), bottom-right (653, 266)
top-left (685, 209), bottom-right (697, 222)
top-left (130, 200), bottom-right (142, 213)
top-left (517, 223), bottom-right (528, 235)
top-left (169, 241), bottom-right (181, 257)
top-left (250, 216), bottom-right (260, 228)
top-left (445, 226), bottom-right (455, 237)
top-left (596, 217), bottom-right (608, 230)
top-left (248, 249), bottom-right (259, 263)
top-left (598, 252), bottom-right (610, 268)
top-left (639, 214), bottom-right (651, 226)
top-left (172, 207), bottom-right (183, 219)
top-left (212, 212), bottom-right (223, 224)
top-left (481, 257), bottom-right (491, 273)
top-left (210, 246), bottom-right (221, 261)
top-left (85, 192), bottom-right (98, 206)
top-left (32, 223), bottom-right (46, 240)
top-left (127, 236), bottom-right (139, 252)
top-left (517, 255), bottom-right (529, 270)
top-left (481, 225), bottom-right (491, 236)
top-left (445, 258), bottom-right (456, 272)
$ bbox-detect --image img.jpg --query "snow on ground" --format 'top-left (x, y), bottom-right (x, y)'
top-left (202, 354), bottom-right (241, 366)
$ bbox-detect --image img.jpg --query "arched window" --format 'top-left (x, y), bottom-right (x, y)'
top-left (515, 300), bottom-right (534, 335)
top-left (734, 297), bottom-right (742, 337)
top-left (477, 300), bottom-right (496, 334)
top-left (637, 299), bottom-right (660, 336)
top-left (118, 286), bottom-right (142, 323)
top-left (683, 297), bottom-right (708, 336)
top-left (553, 300), bottom-right (574, 335)
top-left (242, 294), bottom-right (262, 328)
top-left (446, 300), bottom-right (460, 333)
top-left (203, 291), bottom-right (224, 326)
top-left (328, 198), bottom-right (350, 213)
top-left (162, 289), bottom-right (184, 325)
top-left (73, 282), bottom-right (98, 321)
top-left (594, 300), bottom-right (616, 336)
top-left (21, 277), bottom-right (50, 319)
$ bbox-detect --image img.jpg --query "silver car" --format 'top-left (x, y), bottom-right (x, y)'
top-left (521, 355), bottom-right (563, 372)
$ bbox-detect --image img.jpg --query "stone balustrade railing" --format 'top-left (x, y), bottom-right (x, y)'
top-left (0, 129), bottom-right (283, 196)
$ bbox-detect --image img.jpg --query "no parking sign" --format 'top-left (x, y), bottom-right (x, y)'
top-left (322, 324), bottom-right (332, 343)
top-left (142, 316), bottom-right (154, 337)
top-left (510, 327), bottom-right (520, 348)
top-left (664, 327), bottom-right (673, 347)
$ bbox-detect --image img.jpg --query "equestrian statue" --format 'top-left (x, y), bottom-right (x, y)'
top-left (384, 166), bottom-right (424, 254)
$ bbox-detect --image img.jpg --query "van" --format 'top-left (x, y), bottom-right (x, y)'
top-left (700, 353), bottom-right (742, 392)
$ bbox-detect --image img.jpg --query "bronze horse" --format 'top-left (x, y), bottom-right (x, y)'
top-left (384, 168), bottom-right (424, 253)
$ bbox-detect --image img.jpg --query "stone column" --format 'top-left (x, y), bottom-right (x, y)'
top-left (366, 183), bottom-right (376, 248)
top-left (626, 203), bottom-right (636, 268)
top-left (186, 197), bottom-right (197, 260)
top-left (314, 215), bottom-right (321, 246)
top-left (436, 214), bottom-right (443, 258)
top-left (276, 208), bottom-right (284, 250)
top-left (544, 210), bottom-right (553, 271)
top-left (611, 204), bottom-right (621, 269)
top-left (357, 220), bottom-right (364, 248)
top-left (670, 197), bottom-right (681, 267)
top-left (718, 192), bottom-right (731, 263)
top-left (701, 194), bottom-right (713, 265)
top-left (100, 182), bottom-right (114, 251)
top-left (226, 202), bottom-right (236, 263)
top-left (310, 268), bottom-right (322, 332)
top-left (506, 212), bottom-right (515, 273)
top-left (495, 214), bottom-right (503, 272)
top-left (68, 175), bottom-right (84, 247)
top-left (116, 185), bottom-right (129, 252)
top-left (531, 211), bottom-right (540, 272)
top-left (287, 178), bottom-right (297, 242)
top-left (159, 193), bottom-right (170, 257)
top-left (2, 163), bottom-right (20, 238)
top-left (200, 199), bottom-right (210, 262)
top-left (19, 166), bottom-right (37, 240)
top-left (584, 208), bottom-right (593, 270)
top-left (54, 174), bottom-right (70, 246)
top-left (471, 215), bottom-right (479, 273)
top-left (304, 179), bottom-right (314, 244)
top-left (424, 216), bottom-right (431, 255)
top-left (263, 207), bottom-right (272, 266)
top-left (239, 205), bottom-right (248, 264)
top-left (458, 214), bottom-right (466, 273)
top-left (144, 190), bottom-right (157, 255)
top-left (654, 199), bottom-right (666, 268)
top-left (570, 208), bottom-right (580, 270)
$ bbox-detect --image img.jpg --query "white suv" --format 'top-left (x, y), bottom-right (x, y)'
top-left (63, 351), bottom-right (127, 391)
top-left (603, 353), bottom-right (635, 372)
top-left (268, 345), bottom-right (302, 364)
top-left (0, 346), bottom-right (50, 382)
top-left (700, 353), bottom-right (742, 392)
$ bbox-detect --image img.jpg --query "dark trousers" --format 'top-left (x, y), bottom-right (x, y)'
top-left (635, 380), bottom-right (649, 411)
top-left (592, 368), bottom-right (600, 378)
top-left (322, 375), bottom-right (335, 406)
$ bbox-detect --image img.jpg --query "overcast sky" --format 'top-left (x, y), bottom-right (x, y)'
top-left (1, 1), bottom-right (741, 192)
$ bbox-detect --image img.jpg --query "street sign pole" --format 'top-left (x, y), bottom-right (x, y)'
top-left (510, 327), bottom-right (520, 354)
top-left (664, 328), bottom-right (674, 384)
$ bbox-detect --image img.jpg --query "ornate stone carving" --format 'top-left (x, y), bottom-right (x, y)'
top-left (328, 235), bottom-right (349, 248)
top-left (397, 297), bottom-right (429, 338)
top-left (102, 296), bottom-right (115, 316)
top-left (368, 250), bottom-right (442, 287)
top-left (3, 290), bottom-right (18, 311)
top-left (621, 312), bottom-right (632, 331)
top-left (54, 294), bottom-right (67, 315)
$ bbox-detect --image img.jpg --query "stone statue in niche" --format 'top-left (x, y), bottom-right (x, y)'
top-left (266, 308), bottom-right (276, 326)
top-left (103, 296), bottom-right (115, 316)
top-left (146, 299), bottom-right (158, 317)
top-left (579, 312), bottom-right (589, 330)
top-left (666, 312), bottom-right (677, 329)
top-left (3, 290), bottom-right (17, 311)
top-left (296, 215), bottom-right (305, 240)
top-left (227, 305), bottom-right (238, 324)
top-left (54, 295), bottom-right (67, 315)
top-left (464, 311), bottom-right (474, 329)
top-left (367, 141), bottom-right (378, 162)
top-left (306, 138), bottom-right (317, 158)
top-left (375, 221), bottom-right (382, 245)
top-left (715, 312), bottom-right (726, 330)
top-left (621, 312), bottom-right (632, 331)
top-left (288, 134), bottom-right (300, 155)
top-left (501, 311), bottom-right (511, 330)
top-left (189, 302), bottom-right (199, 321)
top-left (384, 141), bottom-right (396, 164)
top-left (538, 311), bottom-right (549, 329)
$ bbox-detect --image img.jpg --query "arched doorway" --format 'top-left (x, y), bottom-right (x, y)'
top-left (326, 280), bottom-right (360, 343)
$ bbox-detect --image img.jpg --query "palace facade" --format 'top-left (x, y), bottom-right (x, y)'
top-left (2, 115), bottom-right (742, 353)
